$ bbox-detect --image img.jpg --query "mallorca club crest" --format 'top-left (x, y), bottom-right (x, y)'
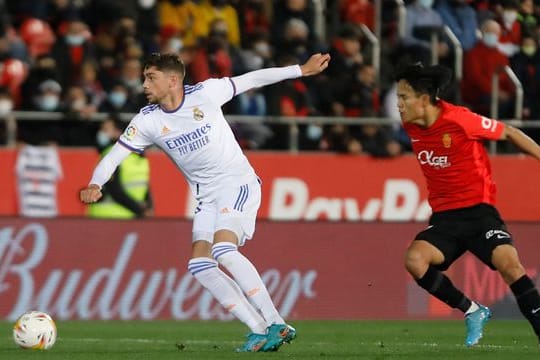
top-left (193, 107), bottom-right (204, 121)
top-left (442, 133), bottom-right (452, 148)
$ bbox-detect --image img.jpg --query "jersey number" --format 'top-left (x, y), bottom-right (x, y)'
top-left (481, 116), bottom-right (497, 132)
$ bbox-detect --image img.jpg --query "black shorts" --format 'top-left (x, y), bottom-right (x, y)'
top-left (414, 203), bottom-right (514, 271)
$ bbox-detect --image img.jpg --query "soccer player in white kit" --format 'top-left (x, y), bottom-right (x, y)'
top-left (80, 52), bottom-right (330, 352)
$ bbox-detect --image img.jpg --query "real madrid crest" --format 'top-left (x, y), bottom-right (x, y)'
top-left (193, 107), bottom-right (204, 121)
top-left (442, 133), bottom-right (451, 148)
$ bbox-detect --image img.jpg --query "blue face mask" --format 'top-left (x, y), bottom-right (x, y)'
top-left (65, 34), bottom-right (85, 46)
top-left (306, 124), bottom-right (323, 140)
top-left (109, 91), bottom-right (127, 108)
top-left (483, 33), bottom-right (499, 48)
top-left (418, 0), bottom-right (434, 8)
top-left (39, 95), bottom-right (59, 111)
top-left (96, 131), bottom-right (111, 147)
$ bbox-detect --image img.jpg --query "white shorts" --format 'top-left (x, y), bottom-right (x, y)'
top-left (192, 176), bottom-right (261, 246)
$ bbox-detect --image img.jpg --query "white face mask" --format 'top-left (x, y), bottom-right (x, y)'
top-left (139, 0), bottom-right (156, 9)
top-left (306, 124), bottom-right (323, 140)
top-left (39, 95), bottom-right (60, 111)
top-left (418, 0), bottom-right (434, 8)
top-left (503, 10), bottom-right (518, 25)
top-left (0, 99), bottom-right (13, 116)
top-left (254, 42), bottom-right (270, 57)
top-left (65, 34), bottom-right (85, 46)
top-left (168, 38), bottom-right (183, 52)
top-left (96, 130), bottom-right (111, 147)
top-left (109, 91), bottom-right (127, 108)
top-left (482, 32), bottom-right (499, 48)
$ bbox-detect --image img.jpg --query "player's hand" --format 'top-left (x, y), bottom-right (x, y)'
top-left (80, 184), bottom-right (102, 203)
top-left (300, 53), bottom-right (331, 76)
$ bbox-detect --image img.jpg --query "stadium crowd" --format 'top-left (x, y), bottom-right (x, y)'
top-left (0, 0), bottom-right (539, 154)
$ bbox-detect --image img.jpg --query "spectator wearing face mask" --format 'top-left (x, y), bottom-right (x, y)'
top-left (511, 33), bottom-right (540, 125)
top-left (33, 79), bottom-right (62, 112)
top-left (88, 114), bottom-right (153, 219)
top-left (20, 79), bottom-right (63, 144)
top-left (198, 0), bottom-right (241, 47)
top-left (462, 19), bottom-right (515, 118)
top-left (99, 82), bottom-right (140, 113)
top-left (272, 0), bottom-right (317, 46)
top-left (274, 18), bottom-right (314, 65)
top-left (20, 55), bottom-right (58, 110)
top-left (495, 0), bottom-right (522, 56)
top-left (50, 18), bottom-right (95, 88)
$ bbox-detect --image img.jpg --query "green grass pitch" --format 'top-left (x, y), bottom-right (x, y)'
top-left (1, 320), bottom-right (539, 359)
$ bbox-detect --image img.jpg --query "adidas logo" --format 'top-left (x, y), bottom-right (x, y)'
top-left (220, 207), bottom-right (230, 213)
top-left (161, 126), bottom-right (170, 135)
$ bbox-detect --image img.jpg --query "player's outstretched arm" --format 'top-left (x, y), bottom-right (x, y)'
top-left (300, 53), bottom-right (331, 77)
top-left (80, 143), bottom-right (132, 203)
top-left (501, 124), bottom-right (540, 161)
top-left (231, 53), bottom-right (331, 96)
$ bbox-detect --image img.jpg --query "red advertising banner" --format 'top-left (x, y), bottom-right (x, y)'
top-left (1, 218), bottom-right (539, 321)
top-left (1, 149), bottom-right (539, 220)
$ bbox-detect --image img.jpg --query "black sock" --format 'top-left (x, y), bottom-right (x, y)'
top-left (510, 275), bottom-right (540, 339)
top-left (416, 265), bottom-right (472, 313)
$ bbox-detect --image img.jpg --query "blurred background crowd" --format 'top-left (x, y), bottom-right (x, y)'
top-left (1, 0), bottom-right (540, 156)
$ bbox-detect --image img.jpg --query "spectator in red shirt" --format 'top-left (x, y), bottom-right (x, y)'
top-left (396, 62), bottom-right (540, 348)
top-left (462, 19), bottom-right (515, 118)
top-left (265, 54), bottom-right (319, 150)
top-left (50, 18), bottom-right (95, 88)
top-left (495, 0), bottom-right (522, 56)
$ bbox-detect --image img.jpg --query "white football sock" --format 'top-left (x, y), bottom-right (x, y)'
top-left (188, 257), bottom-right (266, 334)
top-left (212, 243), bottom-right (285, 326)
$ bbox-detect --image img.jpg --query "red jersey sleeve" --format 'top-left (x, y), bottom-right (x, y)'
top-left (457, 110), bottom-right (504, 141)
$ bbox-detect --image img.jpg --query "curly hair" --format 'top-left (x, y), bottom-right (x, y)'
top-left (143, 53), bottom-right (185, 78)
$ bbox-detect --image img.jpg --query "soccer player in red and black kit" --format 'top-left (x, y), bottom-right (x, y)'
top-left (396, 63), bottom-right (540, 347)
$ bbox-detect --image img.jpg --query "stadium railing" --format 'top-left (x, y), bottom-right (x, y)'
top-left (489, 66), bottom-right (524, 153)
top-left (5, 111), bottom-right (540, 154)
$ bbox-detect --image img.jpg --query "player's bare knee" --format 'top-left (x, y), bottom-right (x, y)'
top-left (191, 240), bottom-right (212, 259)
top-left (492, 245), bottom-right (526, 283)
top-left (497, 262), bottom-right (526, 284)
top-left (404, 247), bottom-right (429, 274)
top-left (214, 229), bottom-right (240, 245)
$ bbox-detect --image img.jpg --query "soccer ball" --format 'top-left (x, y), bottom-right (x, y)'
top-left (12, 311), bottom-right (57, 350)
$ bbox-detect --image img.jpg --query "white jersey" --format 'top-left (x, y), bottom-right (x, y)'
top-left (89, 65), bottom-right (302, 199)
top-left (119, 79), bottom-right (254, 199)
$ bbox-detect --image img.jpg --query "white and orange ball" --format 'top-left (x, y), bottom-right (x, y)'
top-left (13, 311), bottom-right (57, 350)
